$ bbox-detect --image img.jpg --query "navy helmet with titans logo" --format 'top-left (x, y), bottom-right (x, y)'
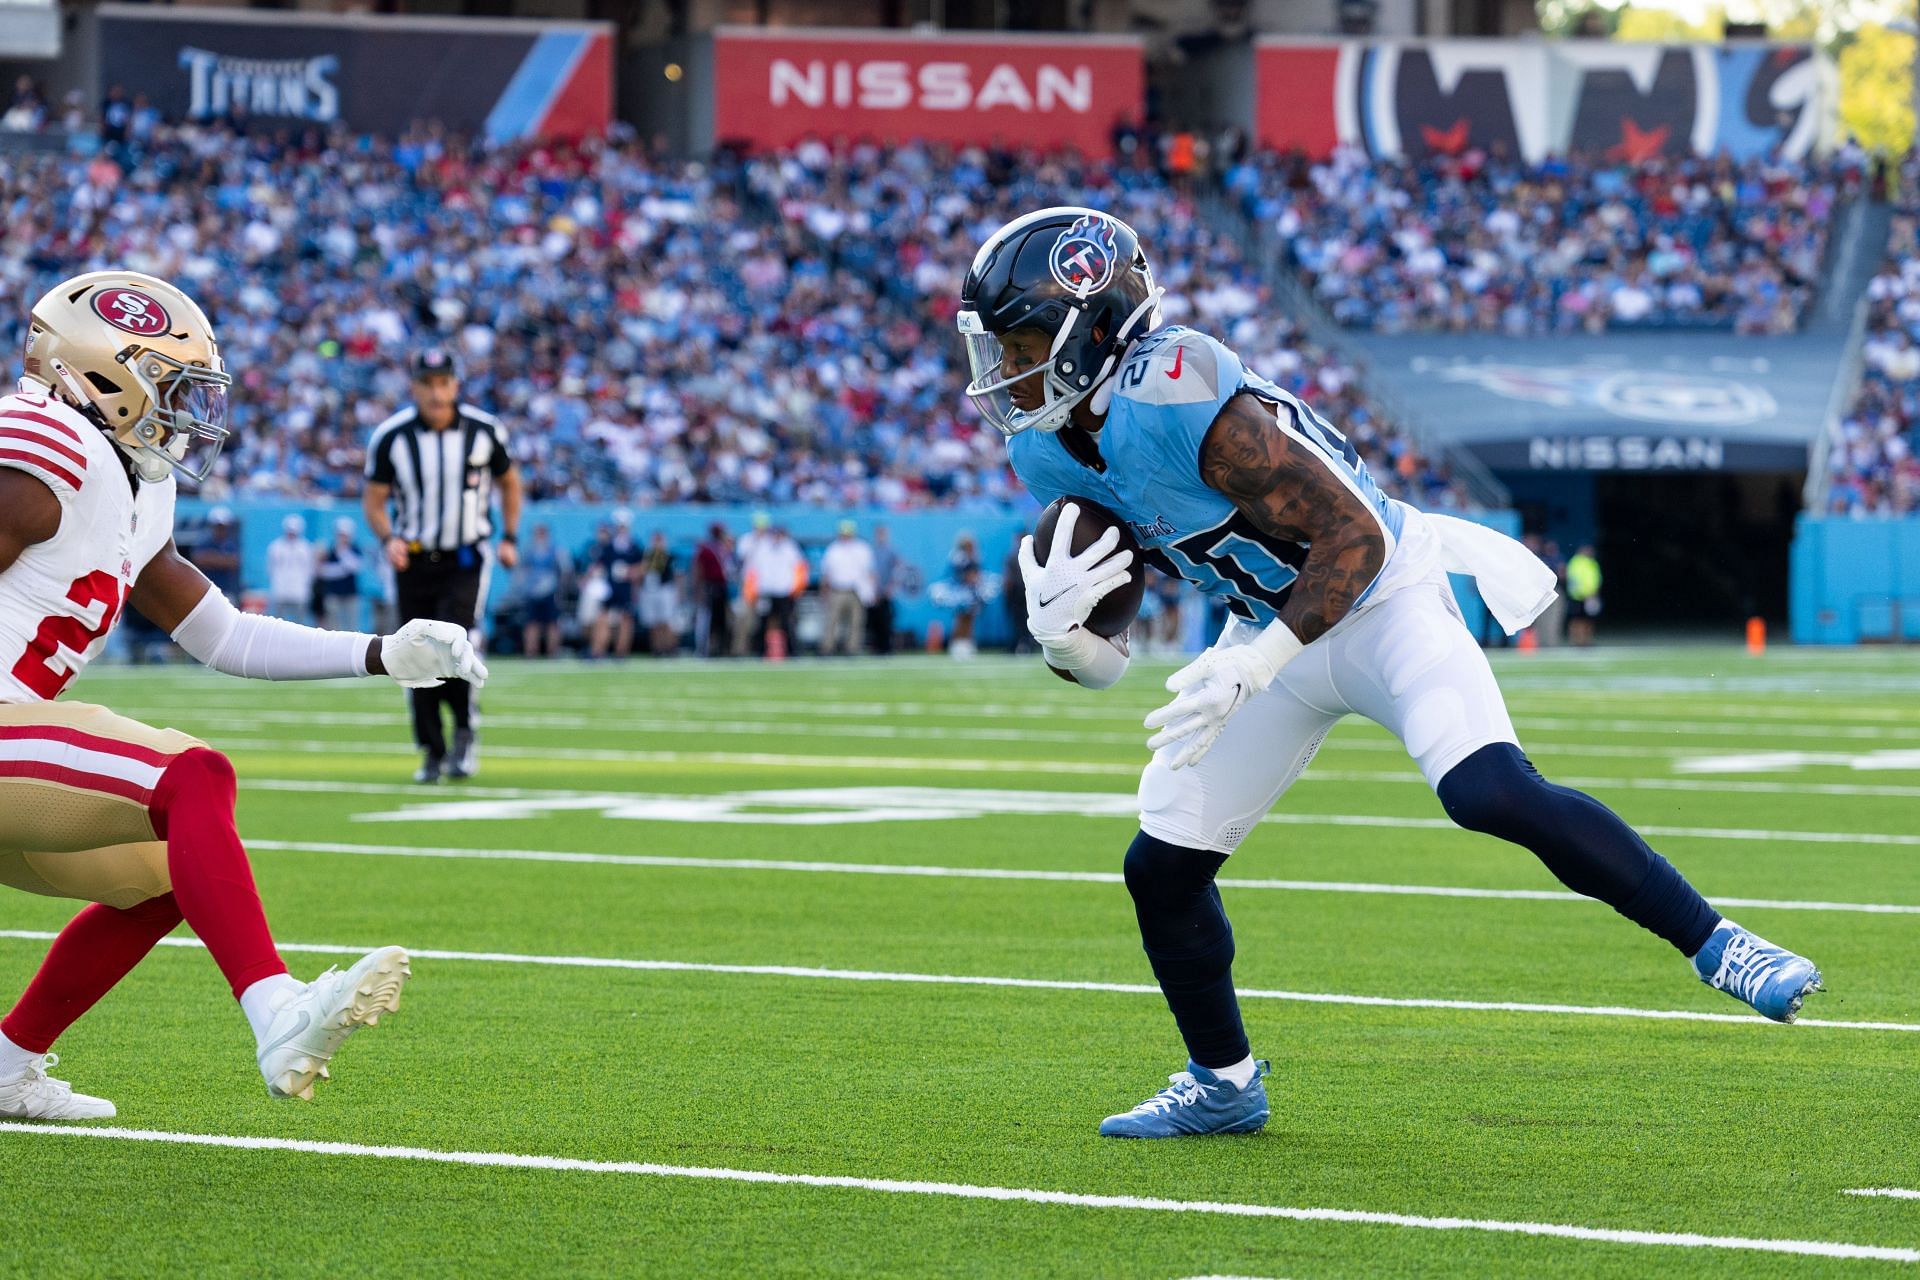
top-left (958, 207), bottom-right (1163, 437)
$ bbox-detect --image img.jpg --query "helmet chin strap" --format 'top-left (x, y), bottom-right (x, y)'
top-left (44, 355), bottom-right (172, 482)
top-left (1084, 288), bottom-right (1167, 418)
top-left (44, 358), bottom-right (98, 415)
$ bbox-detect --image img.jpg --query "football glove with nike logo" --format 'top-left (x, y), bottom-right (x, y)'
top-left (1017, 503), bottom-right (1135, 663)
top-left (1144, 620), bottom-right (1305, 769)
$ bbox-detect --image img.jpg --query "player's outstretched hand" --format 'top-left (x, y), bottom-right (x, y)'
top-left (1143, 644), bottom-right (1280, 770)
top-left (1018, 502), bottom-right (1134, 643)
top-left (380, 620), bottom-right (489, 690)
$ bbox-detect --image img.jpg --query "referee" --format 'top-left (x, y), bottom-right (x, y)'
top-left (361, 349), bottom-right (522, 783)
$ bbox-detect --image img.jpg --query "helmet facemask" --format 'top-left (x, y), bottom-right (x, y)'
top-left (958, 208), bottom-right (1164, 438)
top-left (49, 347), bottom-right (231, 484)
top-left (960, 287), bottom-right (1163, 438)
top-left (24, 271), bottom-right (233, 485)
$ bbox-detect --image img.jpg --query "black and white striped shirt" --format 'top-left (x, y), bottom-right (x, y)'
top-left (365, 404), bottom-right (512, 551)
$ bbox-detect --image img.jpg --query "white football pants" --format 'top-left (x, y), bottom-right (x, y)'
top-left (1138, 572), bottom-right (1521, 854)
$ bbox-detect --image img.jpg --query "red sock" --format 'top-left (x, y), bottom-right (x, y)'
top-left (2, 894), bottom-right (184, 1053)
top-left (150, 748), bottom-right (287, 999)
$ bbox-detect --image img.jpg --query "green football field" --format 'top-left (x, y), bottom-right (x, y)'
top-left (4, 646), bottom-right (1919, 1278)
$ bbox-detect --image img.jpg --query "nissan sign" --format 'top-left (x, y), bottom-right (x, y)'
top-left (713, 28), bottom-right (1143, 155)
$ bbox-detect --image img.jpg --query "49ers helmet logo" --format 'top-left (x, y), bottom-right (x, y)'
top-left (1047, 213), bottom-right (1118, 296)
top-left (90, 287), bottom-right (171, 337)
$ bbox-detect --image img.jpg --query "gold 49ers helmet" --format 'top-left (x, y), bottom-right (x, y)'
top-left (22, 270), bottom-right (231, 483)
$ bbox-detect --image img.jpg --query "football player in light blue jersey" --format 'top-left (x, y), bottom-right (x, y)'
top-left (958, 207), bottom-right (1824, 1139)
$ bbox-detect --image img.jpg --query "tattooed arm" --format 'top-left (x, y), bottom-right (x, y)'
top-left (1197, 392), bottom-right (1387, 644)
top-left (1143, 391), bottom-right (1391, 770)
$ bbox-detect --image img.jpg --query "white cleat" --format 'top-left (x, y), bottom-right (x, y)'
top-left (257, 946), bottom-right (411, 1101)
top-left (0, 1054), bottom-right (116, 1120)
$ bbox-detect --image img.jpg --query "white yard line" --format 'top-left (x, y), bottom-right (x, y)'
top-left (0, 1123), bottom-right (1910, 1263)
top-left (99, 686), bottom-right (1920, 731)
top-left (90, 699), bottom-right (1920, 745)
top-left (240, 771), bottom-right (1920, 803)
top-left (0, 931), bottom-right (1907, 1033)
top-left (209, 739), bottom-right (1145, 776)
top-left (1847, 1190), bottom-right (1920, 1201)
top-left (193, 734), bottom-right (1852, 768)
top-left (241, 838), bottom-right (1920, 916)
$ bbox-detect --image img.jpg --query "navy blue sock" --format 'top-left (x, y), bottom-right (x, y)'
top-left (1437, 743), bottom-right (1720, 955)
top-left (1122, 830), bottom-right (1249, 1070)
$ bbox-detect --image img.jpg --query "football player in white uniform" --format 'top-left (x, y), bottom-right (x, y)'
top-left (0, 271), bottom-right (486, 1119)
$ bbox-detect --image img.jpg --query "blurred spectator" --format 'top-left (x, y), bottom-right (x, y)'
top-left (194, 507), bottom-right (242, 597)
top-left (590, 512), bottom-right (640, 658)
top-left (519, 523), bottom-right (570, 657)
top-left (731, 513), bottom-right (771, 657)
top-left (743, 521), bottom-right (805, 657)
top-left (316, 517), bottom-right (365, 632)
top-left (820, 520), bottom-right (876, 656)
top-left (636, 530), bottom-right (678, 655)
top-left (1532, 537), bottom-right (1568, 647)
top-left (266, 514), bottom-right (316, 624)
top-left (1148, 569), bottom-right (1185, 654)
top-left (947, 532), bottom-right (981, 659)
top-left (99, 85), bottom-right (131, 152)
top-left (867, 524), bottom-right (901, 655)
top-left (576, 522), bottom-right (612, 646)
top-left (2, 76), bottom-right (44, 132)
top-left (1567, 545), bottom-right (1602, 646)
top-left (691, 523), bottom-right (733, 658)
top-left (1002, 534), bottom-right (1031, 655)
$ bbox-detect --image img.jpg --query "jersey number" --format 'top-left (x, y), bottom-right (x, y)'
top-left (11, 571), bottom-right (125, 699)
top-left (1168, 514), bottom-right (1301, 612)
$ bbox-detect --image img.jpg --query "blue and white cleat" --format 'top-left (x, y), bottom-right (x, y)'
top-left (1691, 920), bottom-right (1824, 1023)
top-left (1098, 1060), bottom-right (1271, 1138)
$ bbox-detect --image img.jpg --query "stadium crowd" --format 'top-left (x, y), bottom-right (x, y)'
top-left (0, 118), bottom-right (1467, 511)
top-left (1232, 144), bottom-right (1854, 336)
top-left (1827, 181), bottom-right (1920, 517)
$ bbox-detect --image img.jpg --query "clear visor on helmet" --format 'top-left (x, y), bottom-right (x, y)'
top-left (957, 309), bottom-right (1081, 438)
top-left (126, 352), bottom-right (232, 484)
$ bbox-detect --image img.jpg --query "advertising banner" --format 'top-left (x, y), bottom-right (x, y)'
top-left (712, 27), bottom-right (1143, 155)
top-left (1255, 38), bottom-right (1832, 163)
top-left (1355, 331), bottom-right (1847, 473)
top-left (97, 5), bottom-right (611, 143)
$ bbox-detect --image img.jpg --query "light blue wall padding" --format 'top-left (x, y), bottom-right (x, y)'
top-left (174, 498), bottom-right (1521, 652)
top-left (1790, 517), bottom-right (1917, 645)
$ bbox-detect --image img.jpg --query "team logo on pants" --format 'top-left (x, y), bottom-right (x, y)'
top-left (90, 287), bottom-right (172, 337)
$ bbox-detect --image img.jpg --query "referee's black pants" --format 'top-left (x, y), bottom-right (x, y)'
top-left (396, 548), bottom-right (486, 760)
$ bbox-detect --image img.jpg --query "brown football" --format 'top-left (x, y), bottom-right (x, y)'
top-left (1033, 496), bottom-right (1146, 639)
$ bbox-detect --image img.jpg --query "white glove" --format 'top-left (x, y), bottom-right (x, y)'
top-left (1143, 622), bottom-right (1305, 770)
top-left (1017, 503), bottom-right (1134, 667)
top-left (380, 619), bottom-right (489, 689)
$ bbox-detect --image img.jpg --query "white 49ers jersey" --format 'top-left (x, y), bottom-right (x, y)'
top-left (0, 386), bottom-right (175, 703)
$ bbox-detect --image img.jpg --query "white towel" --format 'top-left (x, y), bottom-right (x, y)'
top-left (1425, 513), bottom-right (1558, 636)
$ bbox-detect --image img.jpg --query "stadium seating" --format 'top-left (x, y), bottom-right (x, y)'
top-left (1828, 197), bottom-right (1920, 517)
top-left (0, 126), bottom-right (1464, 510)
top-left (1232, 145), bottom-right (1850, 336)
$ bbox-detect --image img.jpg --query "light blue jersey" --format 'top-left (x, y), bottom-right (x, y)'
top-left (1007, 326), bottom-right (1415, 625)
